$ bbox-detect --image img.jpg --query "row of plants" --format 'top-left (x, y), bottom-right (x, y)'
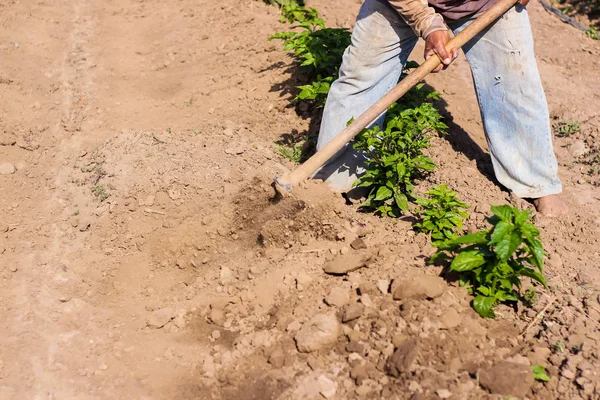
top-left (264, 0), bottom-right (548, 319)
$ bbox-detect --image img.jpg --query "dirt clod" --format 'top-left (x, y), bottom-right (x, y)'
top-left (392, 275), bottom-right (446, 301)
top-left (478, 361), bottom-right (534, 397)
top-left (386, 339), bottom-right (420, 377)
top-left (322, 253), bottom-right (369, 275)
top-left (295, 313), bottom-right (342, 353)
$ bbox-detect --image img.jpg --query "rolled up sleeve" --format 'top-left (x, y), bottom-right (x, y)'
top-left (387, 0), bottom-right (449, 38)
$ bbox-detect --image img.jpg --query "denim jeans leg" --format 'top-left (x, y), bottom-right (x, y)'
top-left (451, 6), bottom-right (562, 198)
top-left (313, 0), bottom-right (418, 192)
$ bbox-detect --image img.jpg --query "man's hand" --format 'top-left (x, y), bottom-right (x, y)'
top-left (424, 30), bottom-right (459, 73)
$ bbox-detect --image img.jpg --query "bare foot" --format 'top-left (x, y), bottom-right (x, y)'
top-left (532, 194), bottom-right (568, 217)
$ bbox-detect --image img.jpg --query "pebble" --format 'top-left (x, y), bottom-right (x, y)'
top-left (436, 389), bottom-right (452, 399)
top-left (322, 253), bottom-right (368, 275)
top-left (9, 265), bottom-right (18, 273)
top-left (479, 362), bottom-right (534, 397)
top-left (376, 279), bottom-right (390, 295)
top-left (146, 307), bottom-right (176, 329)
top-left (350, 238), bottom-right (367, 250)
top-left (569, 140), bottom-right (588, 158)
top-left (211, 330), bottom-right (221, 340)
top-left (360, 293), bottom-right (374, 308)
top-left (342, 303), bottom-right (364, 323)
top-left (392, 275), bottom-right (446, 301)
top-left (439, 308), bottom-right (462, 329)
top-left (268, 348), bottom-right (285, 368)
top-left (386, 339), bottom-right (419, 377)
top-left (0, 163), bottom-right (16, 175)
top-left (325, 287), bottom-right (350, 307)
top-left (296, 272), bottom-right (312, 290)
top-left (317, 375), bottom-right (337, 399)
top-left (295, 313), bottom-right (342, 353)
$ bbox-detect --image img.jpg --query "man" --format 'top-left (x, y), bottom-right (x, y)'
top-left (313, 0), bottom-right (568, 217)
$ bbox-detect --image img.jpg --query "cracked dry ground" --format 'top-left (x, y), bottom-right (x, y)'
top-left (1, 0), bottom-right (600, 399)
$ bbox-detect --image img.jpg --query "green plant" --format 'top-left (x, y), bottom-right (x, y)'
top-left (277, 143), bottom-right (303, 163)
top-left (352, 100), bottom-right (447, 217)
top-left (553, 341), bottom-right (565, 353)
top-left (280, 2), bottom-right (320, 24)
top-left (523, 287), bottom-right (538, 307)
top-left (263, 0), bottom-right (305, 7)
top-left (532, 365), bottom-right (550, 382)
top-left (586, 26), bottom-right (599, 40)
top-left (413, 185), bottom-right (469, 241)
top-left (554, 120), bottom-right (580, 137)
top-left (269, 23), bottom-right (350, 79)
top-left (92, 184), bottom-right (110, 202)
top-left (296, 76), bottom-right (333, 106)
top-left (433, 205), bottom-right (547, 318)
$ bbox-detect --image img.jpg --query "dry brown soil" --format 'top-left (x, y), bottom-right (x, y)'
top-left (1, 0), bottom-right (600, 399)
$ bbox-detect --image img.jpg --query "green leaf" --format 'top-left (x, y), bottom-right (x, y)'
top-left (374, 186), bottom-right (393, 201)
top-left (447, 232), bottom-right (489, 246)
top-left (473, 295), bottom-right (496, 318)
top-left (491, 205), bottom-right (513, 222)
top-left (532, 365), bottom-right (550, 382)
top-left (526, 239), bottom-right (545, 271)
top-left (394, 192), bottom-right (409, 211)
top-left (450, 250), bottom-right (486, 272)
top-left (519, 267), bottom-right (547, 286)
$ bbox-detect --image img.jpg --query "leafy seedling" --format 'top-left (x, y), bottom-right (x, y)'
top-left (352, 101), bottom-right (447, 217)
top-left (554, 120), bottom-right (580, 137)
top-left (277, 143), bottom-right (303, 163)
top-left (413, 184), bottom-right (469, 241)
top-left (433, 205), bottom-right (547, 318)
top-left (523, 287), bottom-right (538, 307)
top-left (280, 2), bottom-right (320, 24)
top-left (532, 365), bottom-right (551, 382)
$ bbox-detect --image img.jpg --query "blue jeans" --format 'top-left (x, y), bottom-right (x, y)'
top-left (314, 0), bottom-right (562, 198)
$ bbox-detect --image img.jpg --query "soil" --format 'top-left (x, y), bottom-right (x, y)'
top-left (1, 0), bottom-right (599, 399)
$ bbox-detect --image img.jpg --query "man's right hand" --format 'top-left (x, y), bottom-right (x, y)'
top-left (424, 30), bottom-right (459, 73)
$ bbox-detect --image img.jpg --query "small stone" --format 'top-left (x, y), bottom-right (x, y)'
top-left (479, 362), bottom-right (534, 397)
top-left (0, 163), bottom-right (16, 175)
top-left (211, 330), bottom-right (221, 340)
top-left (360, 293), bottom-right (374, 308)
top-left (295, 313), bottom-right (342, 353)
top-left (225, 143), bottom-right (246, 155)
top-left (392, 275), bottom-right (446, 301)
top-left (268, 348), bottom-right (285, 368)
top-left (323, 253), bottom-right (369, 275)
top-left (340, 246), bottom-right (349, 255)
top-left (0, 132), bottom-right (16, 146)
top-left (350, 238), bottom-right (367, 250)
top-left (569, 140), bottom-right (588, 158)
top-left (9, 265), bottom-right (18, 273)
top-left (209, 308), bottom-right (226, 326)
top-left (440, 308), bottom-right (462, 329)
top-left (219, 266), bottom-right (234, 285)
top-left (561, 368), bottom-right (575, 380)
top-left (342, 303), bottom-right (364, 323)
top-left (386, 339), bottom-right (419, 377)
top-left (325, 287), bottom-right (350, 307)
top-left (376, 279), bottom-right (390, 295)
top-left (59, 296), bottom-right (71, 303)
top-left (147, 307), bottom-right (176, 329)
top-left (296, 272), bottom-right (312, 290)
top-left (436, 389), bottom-right (452, 399)
top-left (317, 375), bottom-right (337, 399)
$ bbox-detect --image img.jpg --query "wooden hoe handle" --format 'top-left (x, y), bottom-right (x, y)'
top-left (275, 0), bottom-right (519, 192)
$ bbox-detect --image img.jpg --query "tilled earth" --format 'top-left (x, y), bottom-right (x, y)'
top-left (1, 0), bottom-right (600, 399)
